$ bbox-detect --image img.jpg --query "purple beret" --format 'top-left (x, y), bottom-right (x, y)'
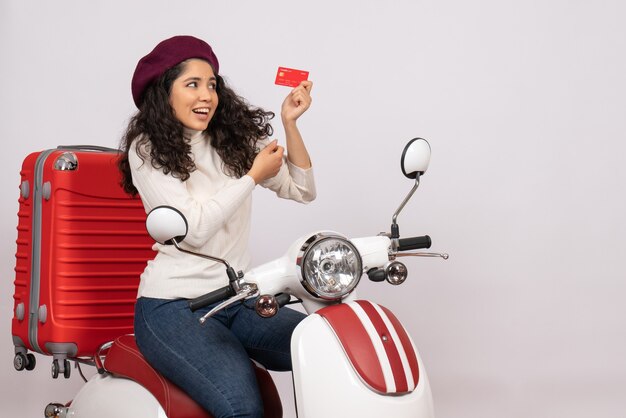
top-left (131, 35), bottom-right (220, 108)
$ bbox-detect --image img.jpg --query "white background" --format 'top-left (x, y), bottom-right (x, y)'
top-left (1, 1), bottom-right (625, 417)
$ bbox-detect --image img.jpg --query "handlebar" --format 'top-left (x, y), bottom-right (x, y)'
top-left (397, 235), bottom-right (431, 251)
top-left (188, 286), bottom-right (235, 312)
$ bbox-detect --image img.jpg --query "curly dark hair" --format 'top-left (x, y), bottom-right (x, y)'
top-left (118, 60), bottom-right (275, 195)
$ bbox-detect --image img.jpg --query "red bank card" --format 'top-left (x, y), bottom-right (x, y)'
top-left (275, 67), bottom-right (309, 87)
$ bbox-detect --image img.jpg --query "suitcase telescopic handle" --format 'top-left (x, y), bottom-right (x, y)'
top-left (57, 145), bottom-right (119, 153)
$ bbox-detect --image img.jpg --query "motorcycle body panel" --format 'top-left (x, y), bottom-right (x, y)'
top-left (246, 234), bottom-right (391, 313)
top-left (69, 373), bottom-right (166, 418)
top-left (291, 308), bottom-right (434, 418)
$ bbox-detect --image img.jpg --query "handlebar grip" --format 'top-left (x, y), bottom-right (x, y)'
top-left (398, 235), bottom-right (432, 251)
top-left (188, 286), bottom-right (235, 312)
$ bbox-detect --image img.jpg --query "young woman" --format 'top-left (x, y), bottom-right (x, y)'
top-left (118, 35), bottom-right (316, 418)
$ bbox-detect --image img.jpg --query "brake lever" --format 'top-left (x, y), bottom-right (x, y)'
top-left (396, 251), bottom-right (450, 260)
top-left (198, 283), bottom-right (259, 324)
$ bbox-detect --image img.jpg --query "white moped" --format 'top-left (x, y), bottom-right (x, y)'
top-left (44, 138), bottom-right (448, 418)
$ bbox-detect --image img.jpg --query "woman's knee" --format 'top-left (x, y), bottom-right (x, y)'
top-left (202, 374), bottom-right (264, 418)
top-left (227, 397), bottom-right (264, 418)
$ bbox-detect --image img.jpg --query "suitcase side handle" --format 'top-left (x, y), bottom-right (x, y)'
top-left (57, 145), bottom-right (119, 153)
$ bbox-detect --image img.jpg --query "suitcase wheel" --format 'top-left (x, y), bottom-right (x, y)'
top-left (25, 353), bottom-right (36, 371)
top-left (51, 359), bottom-right (71, 379)
top-left (63, 359), bottom-right (71, 379)
top-left (14, 353), bottom-right (36, 371)
top-left (51, 360), bottom-right (59, 378)
top-left (14, 353), bottom-right (26, 371)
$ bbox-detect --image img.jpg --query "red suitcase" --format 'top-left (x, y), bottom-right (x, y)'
top-left (11, 146), bottom-right (155, 378)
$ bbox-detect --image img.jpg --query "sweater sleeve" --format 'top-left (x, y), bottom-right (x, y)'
top-left (258, 139), bottom-right (317, 203)
top-left (129, 143), bottom-right (255, 248)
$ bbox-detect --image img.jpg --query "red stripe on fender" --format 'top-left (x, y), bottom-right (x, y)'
top-left (355, 300), bottom-right (408, 392)
top-left (379, 305), bottom-right (419, 389)
top-left (318, 304), bottom-right (387, 393)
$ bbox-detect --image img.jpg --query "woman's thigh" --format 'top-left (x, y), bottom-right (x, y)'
top-left (230, 302), bottom-right (306, 371)
top-left (134, 297), bottom-right (263, 418)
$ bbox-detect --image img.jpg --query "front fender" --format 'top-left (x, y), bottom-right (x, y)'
top-left (291, 300), bottom-right (434, 418)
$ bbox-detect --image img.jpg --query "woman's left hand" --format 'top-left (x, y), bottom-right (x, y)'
top-left (281, 81), bottom-right (313, 123)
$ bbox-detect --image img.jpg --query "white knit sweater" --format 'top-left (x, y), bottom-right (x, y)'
top-left (129, 129), bottom-right (316, 299)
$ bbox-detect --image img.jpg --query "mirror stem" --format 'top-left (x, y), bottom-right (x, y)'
top-left (391, 174), bottom-right (421, 238)
top-left (172, 240), bottom-right (231, 269)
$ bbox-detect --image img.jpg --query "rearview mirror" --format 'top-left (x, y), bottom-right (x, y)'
top-left (401, 138), bottom-right (431, 179)
top-left (145, 206), bottom-right (188, 245)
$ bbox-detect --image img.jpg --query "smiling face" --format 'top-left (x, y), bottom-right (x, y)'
top-left (168, 59), bottom-right (219, 131)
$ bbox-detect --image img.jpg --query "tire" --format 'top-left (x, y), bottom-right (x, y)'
top-left (13, 353), bottom-right (26, 371)
top-left (51, 359), bottom-right (59, 379)
top-left (63, 359), bottom-right (71, 379)
top-left (25, 353), bottom-right (36, 371)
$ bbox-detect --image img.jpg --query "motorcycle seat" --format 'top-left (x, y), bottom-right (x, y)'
top-left (104, 334), bottom-right (282, 418)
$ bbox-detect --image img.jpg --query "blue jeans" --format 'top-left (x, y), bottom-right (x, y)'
top-left (134, 296), bottom-right (305, 418)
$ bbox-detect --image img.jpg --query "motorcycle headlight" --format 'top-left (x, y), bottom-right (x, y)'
top-left (297, 233), bottom-right (363, 300)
